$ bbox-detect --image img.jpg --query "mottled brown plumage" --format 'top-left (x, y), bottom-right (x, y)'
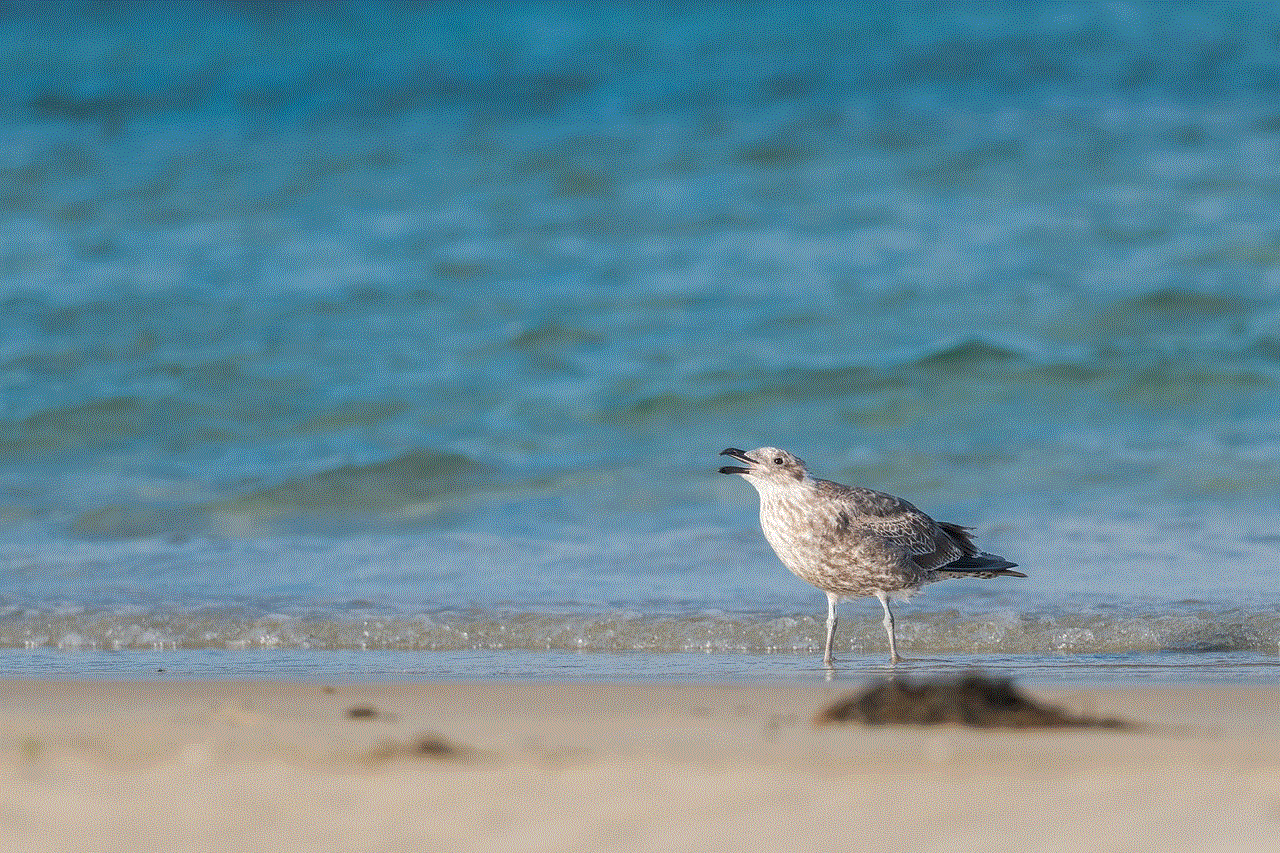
top-left (719, 446), bottom-right (1025, 665)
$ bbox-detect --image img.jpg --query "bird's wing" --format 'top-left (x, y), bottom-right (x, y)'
top-left (911, 522), bottom-right (979, 571)
top-left (814, 479), bottom-right (970, 570)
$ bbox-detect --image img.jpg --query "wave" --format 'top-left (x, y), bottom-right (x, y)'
top-left (213, 448), bottom-right (489, 515)
top-left (1, 396), bottom-right (212, 458)
top-left (603, 329), bottom-right (1280, 427)
top-left (29, 81), bottom-right (215, 122)
top-left (3, 607), bottom-right (1276, 655)
top-left (603, 339), bottom-right (1044, 422)
top-left (608, 363), bottom-right (892, 422)
top-left (1115, 286), bottom-right (1262, 318)
top-left (909, 336), bottom-right (1032, 369)
top-left (55, 447), bottom-right (490, 538)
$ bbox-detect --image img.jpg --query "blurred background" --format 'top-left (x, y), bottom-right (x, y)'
top-left (1, 1), bottom-right (1277, 662)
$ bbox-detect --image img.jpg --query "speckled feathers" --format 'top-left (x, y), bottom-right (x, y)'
top-left (719, 447), bottom-right (1023, 600)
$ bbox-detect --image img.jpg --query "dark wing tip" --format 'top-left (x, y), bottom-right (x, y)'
top-left (942, 554), bottom-right (1021, 572)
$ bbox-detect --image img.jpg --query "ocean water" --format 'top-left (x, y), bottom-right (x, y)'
top-left (1, 1), bottom-right (1278, 683)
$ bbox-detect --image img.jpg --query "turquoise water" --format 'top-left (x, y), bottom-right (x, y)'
top-left (1, 2), bottom-right (1278, 680)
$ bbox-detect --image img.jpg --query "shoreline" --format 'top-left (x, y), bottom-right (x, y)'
top-left (2, 647), bottom-right (1277, 686)
top-left (1, 679), bottom-right (1277, 852)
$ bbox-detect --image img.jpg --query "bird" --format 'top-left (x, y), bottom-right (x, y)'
top-left (719, 446), bottom-right (1024, 665)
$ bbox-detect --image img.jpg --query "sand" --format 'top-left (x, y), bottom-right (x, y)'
top-left (0, 678), bottom-right (1276, 853)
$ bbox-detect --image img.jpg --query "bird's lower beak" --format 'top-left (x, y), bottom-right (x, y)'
top-left (718, 447), bottom-right (753, 475)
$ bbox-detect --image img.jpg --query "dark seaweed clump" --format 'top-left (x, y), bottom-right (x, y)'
top-left (817, 675), bottom-right (1132, 729)
top-left (365, 732), bottom-right (468, 763)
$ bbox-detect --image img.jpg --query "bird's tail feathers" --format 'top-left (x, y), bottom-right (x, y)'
top-left (939, 553), bottom-right (1026, 578)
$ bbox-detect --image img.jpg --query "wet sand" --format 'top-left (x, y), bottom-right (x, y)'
top-left (0, 680), bottom-right (1276, 852)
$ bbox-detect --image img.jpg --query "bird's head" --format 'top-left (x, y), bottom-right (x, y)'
top-left (718, 447), bottom-right (810, 486)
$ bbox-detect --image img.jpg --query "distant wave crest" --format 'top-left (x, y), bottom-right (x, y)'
top-left (216, 449), bottom-right (487, 514)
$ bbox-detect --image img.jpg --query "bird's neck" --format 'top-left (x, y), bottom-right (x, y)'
top-left (751, 476), bottom-right (814, 505)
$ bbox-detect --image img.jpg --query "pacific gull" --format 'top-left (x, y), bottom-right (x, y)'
top-left (719, 446), bottom-right (1024, 665)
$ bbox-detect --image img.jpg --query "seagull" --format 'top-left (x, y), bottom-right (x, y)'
top-left (719, 447), bottom-right (1024, 665)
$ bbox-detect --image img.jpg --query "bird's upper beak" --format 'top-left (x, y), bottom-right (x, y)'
top-left (718, 447), bottom-right (754, 475)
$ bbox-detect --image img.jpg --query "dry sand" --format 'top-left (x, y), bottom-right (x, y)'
top-left (0, 679), bottom-right (1276, 853)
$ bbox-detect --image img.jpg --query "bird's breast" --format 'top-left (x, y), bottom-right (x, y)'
top-left (759, 498), bottom-right (838, 567)
top-left (757, 496), bottom-right (921, 595)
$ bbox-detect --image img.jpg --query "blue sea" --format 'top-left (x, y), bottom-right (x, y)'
top-left (1, 1), bottom-right (1277, 683)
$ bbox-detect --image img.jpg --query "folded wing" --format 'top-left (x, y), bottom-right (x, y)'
top-left (815, 479), bottom-right (1020, 575)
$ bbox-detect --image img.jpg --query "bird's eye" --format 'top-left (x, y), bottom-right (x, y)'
top-left (773, 457), bottom-right (784, 465)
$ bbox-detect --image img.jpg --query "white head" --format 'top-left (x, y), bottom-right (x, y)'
top-left (718, 446), bottom-right (811, 491)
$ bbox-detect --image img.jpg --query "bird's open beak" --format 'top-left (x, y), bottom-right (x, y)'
top-left (718, 447), bottom-right (753, 475)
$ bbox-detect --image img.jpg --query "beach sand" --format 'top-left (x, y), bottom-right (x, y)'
top-left (0, 679), bottom-right (1276, 852)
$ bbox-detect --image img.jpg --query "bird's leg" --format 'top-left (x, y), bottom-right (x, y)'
top-left (823, 592), bottom-right (839, 666)
top-left (874, 591), bottom-right (904, 664)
